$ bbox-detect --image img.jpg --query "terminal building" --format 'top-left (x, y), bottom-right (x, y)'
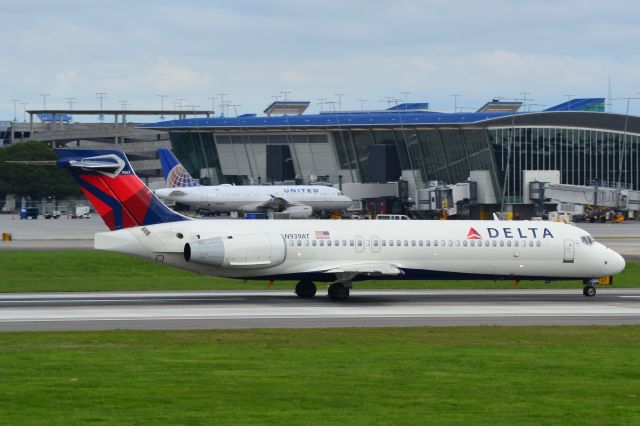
top-left (3, 97), bottom-right (640, 219)
top-left (144, 98), bottom-right (640, 218)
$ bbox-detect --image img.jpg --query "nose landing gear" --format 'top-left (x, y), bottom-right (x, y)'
top-left (583, 286), bottom-right (597, 297)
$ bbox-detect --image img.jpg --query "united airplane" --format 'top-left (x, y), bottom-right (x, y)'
top-left (56, 149), bottom-right (625, 300)
top-left (153, 148), bottom-right (352, 218)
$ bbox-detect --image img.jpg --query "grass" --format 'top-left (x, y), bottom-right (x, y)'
top-left (0, 250), bottom-right (638, 292)
top-left (0, 327), bottom-right (639, 425)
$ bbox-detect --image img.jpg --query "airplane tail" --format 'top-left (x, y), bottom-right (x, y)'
top-left (157, 148), bottom-right (200, 188)
top-left (56, 149), bottom-right (188, 231)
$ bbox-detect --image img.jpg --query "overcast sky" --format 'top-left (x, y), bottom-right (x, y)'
top-left (3, 0), bottom-right (640, 122)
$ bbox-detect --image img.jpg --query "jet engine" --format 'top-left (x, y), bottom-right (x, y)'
top-left (184, 232), bottom-right (286, 269)
top-left (282, 205), bottom-right (313, 219)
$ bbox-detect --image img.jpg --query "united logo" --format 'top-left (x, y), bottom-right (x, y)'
top-left (467, 227), bottom-right (482, 240)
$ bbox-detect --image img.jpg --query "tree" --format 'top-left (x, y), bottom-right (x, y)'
top-left (0, 141), bottom-right (81, 199)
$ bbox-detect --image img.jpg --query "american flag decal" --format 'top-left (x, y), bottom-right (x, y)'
top-left (315, 230), bottom-right (330, 239)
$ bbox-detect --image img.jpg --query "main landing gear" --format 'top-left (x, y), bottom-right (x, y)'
top-left (328, 282), bottom-right (350, 301)
top-left (295, 280), bottom-right (317, 298)
top-left (294, 280), bottom-right (351, 301)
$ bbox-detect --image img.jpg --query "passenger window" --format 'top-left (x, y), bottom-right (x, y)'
top-left (463, 240), bottom-right (467, 247)
top-left (297, 240), bottom-right (302, 246)
top-left (327, 240), bottom-right (332, 246)
top-left (448, 240), bottom-right (452, 246)
top-left (529, 240), bottom-right (533, 247)
top-left (349, 240), bottom-right (354, 246)
top-left (373, 240), bottom-right (379, 246)
top-left (357, 240), bottom-right (363, 246)
top-left (433, 240), bottom-right (438, 247)
top-left (304, 240), bottom-right (309, 246)
top-left (390, 240), bottom-right (394, 246)
top-left (500, 240), bottom-right (504, 247)
top-left (418, 240), bottom-right (423, 247)
top-left (470, 240), bottom-right (475, 247)
top-left (342, 240), bottom-right (347, 246)
top-left (404, 240), bottom-right (408, 247)
top-left (455, 240), bottom-right (460, 247)
top-left (334, 240), bottom-right (339, 246)
top-left (507, 241), bottom-right (511, 247)
top-left (312, 240), bottom-right (317, 246)
top-left (411, 240), bottom-right (416, 246)
top-left (425, 240), bottom-right (430, 246)
top-left (484, 240), bottom-right (490, 247)
top-left (382, 240), bottom-right (386, 246)
top-left (536, 240), bottom-right (541, 247)
top-left (492, 240), bottom-right (497, 247)
top-left (441, 240), bottom-right (445, 246)
top-left (397, 240), bottom-right (401, 246)
top-left (319, 240), bottom-right (325, 246)
top-left (289, 240), bottom-right (294, 246)
top-left (514, 241), bottom-right (519, 247)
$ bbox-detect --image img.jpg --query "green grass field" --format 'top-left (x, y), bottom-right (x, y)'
top-left (0, 250), bottom-right (638, 292)
top-left (1, 327), bottom-right (639, 425)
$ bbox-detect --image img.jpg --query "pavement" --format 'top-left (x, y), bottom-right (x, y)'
top-left (1, 289), bottom-right (640, 331)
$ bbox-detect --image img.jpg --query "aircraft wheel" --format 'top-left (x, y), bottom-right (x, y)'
top-left (583, 286), bottom-right (597, 297)
top-left (328, 283), bottom-right (350, 301)
top-left (295, 280), bottom-right (316, 298)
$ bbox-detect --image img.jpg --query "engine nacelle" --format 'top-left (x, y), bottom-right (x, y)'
top-left (283, 205), bottom-right (313, 219)
top-left (184, 232), bottom-right (286, 269)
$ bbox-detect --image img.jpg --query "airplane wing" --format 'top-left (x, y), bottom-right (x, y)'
top-left (261, 195), bottom-right (293, 210)
top-left (322, 263), bottom-right (404, 277)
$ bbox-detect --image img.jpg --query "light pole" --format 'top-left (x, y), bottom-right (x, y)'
top-left (280, 91), bottom-right (291, 103)
top-left (65, 97), bottom-right (76, 110)
top-left (316, 98), bottom-right (326, 113)
top-left (208, 96), bottom-right (216, 115)
top-left (216, 93), bottom-right (227, 116)
top-left (119, 100), bottom-right (129, 111)
top-left (357, 99), bottom-right (367, 111)
top-left (96, 92), bottom-right (107, 122)
top-left (450, 94), bottom-right (460, 112)
top-left (39, 93), bottom-right (49, 110)
top-left (157, 94), bottom-right (167, 119)
top-left (20, 102), bottom-right (28, 122)
top-left (520, 91), bottom-right (531, 110)
top-left (335, 93), bottom-right (345, 111)
top-left (564, 94), bottom-right (574, 111)
top-left (401, 91), bottom-right (411, 103)
top-left (10, 99), bottom-right (19, 121)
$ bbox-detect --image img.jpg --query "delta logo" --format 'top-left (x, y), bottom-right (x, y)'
top-left (467, 227), bottom-right (482, 240)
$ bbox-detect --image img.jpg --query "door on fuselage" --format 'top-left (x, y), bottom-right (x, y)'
top-left (563, 239), bottom-right (575, 263)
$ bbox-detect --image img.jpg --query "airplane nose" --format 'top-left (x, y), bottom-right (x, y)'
top-left (608, 250), bottom-right (626, 275)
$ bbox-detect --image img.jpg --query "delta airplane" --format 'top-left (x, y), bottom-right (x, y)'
top-left (153, 148), bottom-right (352, 218)
top-left (56, 149), bottom-right (625, 300)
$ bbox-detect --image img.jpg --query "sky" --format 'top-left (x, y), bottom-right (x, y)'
top-left (3, 0), bottom-right (640, 122)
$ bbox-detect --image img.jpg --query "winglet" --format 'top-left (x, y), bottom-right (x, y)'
top-left (157, 148), bottom-right (200, 188)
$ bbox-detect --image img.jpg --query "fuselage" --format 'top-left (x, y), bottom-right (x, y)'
top-left (95, 219), bottom-right (625, 282)
top-left (154, 185), bottom-right (353, 212)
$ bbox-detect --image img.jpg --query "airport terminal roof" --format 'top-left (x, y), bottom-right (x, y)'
top-left (143, 110), bottom-right (518, 129)
top-left (141, 98), bottom-right (610, 130)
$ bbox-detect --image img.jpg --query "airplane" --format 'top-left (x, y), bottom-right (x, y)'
top-left (153, 148), bottom-right (353, 218)
top-left (56, 148), bottom-right (625, 300)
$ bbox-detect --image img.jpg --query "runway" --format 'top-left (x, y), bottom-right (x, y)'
top-left (1, 289), bottom-right (640, 331)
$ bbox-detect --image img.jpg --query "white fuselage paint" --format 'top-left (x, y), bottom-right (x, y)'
top-left (154, 185), bottom-right (353, 212)
top-left (95, 219), bottom-right (625, 282)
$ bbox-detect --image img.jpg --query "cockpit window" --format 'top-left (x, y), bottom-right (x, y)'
top-left (581, 235), bottom-right (594, 246)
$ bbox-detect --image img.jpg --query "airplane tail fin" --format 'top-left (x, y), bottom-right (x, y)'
top-left (56, 149), bottom-right (189, 231)
top-left (157, 148), bottom-right (200, 188)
